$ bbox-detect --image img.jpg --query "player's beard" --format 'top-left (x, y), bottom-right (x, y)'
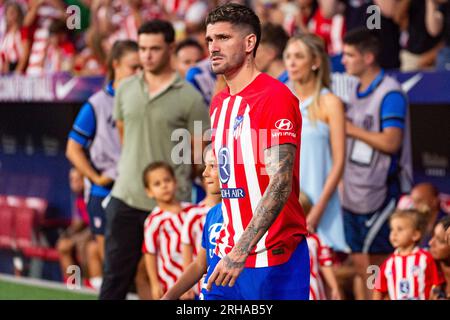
top-left (210, 51), bottom-right (246, 76)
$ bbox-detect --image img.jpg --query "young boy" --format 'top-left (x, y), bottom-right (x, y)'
top-left (180, 148), bottom-right (222, 299)
top-left (300, 192), bottom-right (342, 300)
top-left (141, 161), bottom-right (195, 299)
top-left (161, 147), bottom-right (223, 300)
top-left (374, 209), bottom-right (443, 300)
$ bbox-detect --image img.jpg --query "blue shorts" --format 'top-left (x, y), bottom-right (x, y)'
top-left (343, 197), bottom-right (397, 254)
top-left (202, 238), bottom-right (310, 300)
top-left (87, 195), bottom-right (107, 235)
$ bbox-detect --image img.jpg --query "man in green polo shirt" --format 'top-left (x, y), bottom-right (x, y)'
top-left (99, 20), bottom-right (210, 300)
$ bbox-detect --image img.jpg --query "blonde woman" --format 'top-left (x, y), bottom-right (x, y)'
top-left (284, 33), bottom-right (348, 253)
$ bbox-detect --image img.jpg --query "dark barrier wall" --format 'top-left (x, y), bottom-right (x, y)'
top-left (0, 102), bottom-right (81, 219)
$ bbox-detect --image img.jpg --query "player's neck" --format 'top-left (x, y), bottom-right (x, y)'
top-left (202, 193), bottom-right (222, 208)
top-left (157, 199), bottom-right (182, 213)
top-left (396, 243), bottom-right (417, 256)
top-left (224, 58), bottom-right (260, 95)
top-left (358, 66), bottom-right (381, 93)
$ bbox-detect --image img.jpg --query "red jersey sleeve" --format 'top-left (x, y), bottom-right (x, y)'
top-left (259, 86), bottom-right (302, 150)
top-left (375, 259), bottom-right (388, 293)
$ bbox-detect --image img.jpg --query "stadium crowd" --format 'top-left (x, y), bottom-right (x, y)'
top-left (1, 0), bottom-right (450, 300)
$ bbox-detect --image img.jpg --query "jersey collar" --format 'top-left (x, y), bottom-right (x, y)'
top-left (104, 81), bottom-right (115, 97)
top-left (356, 69), bottom-right (385, 99)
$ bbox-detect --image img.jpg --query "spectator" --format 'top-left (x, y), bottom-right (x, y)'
top-left (42, 19), bottom-right (76, 73)
top-left (340, 0), bottom-right (402, 70)
top-left (341, 28), bottom-right (412, 299)
top-left (373, 209), bottom-right (442, 300)
top-left (142, 162), bottom-right (195, 299)
top-left (0, 1), bottom-right (29, 74)
top-left (425, 0), bottom-right (450, 71)
top-left (175, 38), bottom-right (204, 78)
top-left (100, 19), bottom-right (209, 300)
top-left (256, 22), bottom-right (289, 80)
top-left (410, 183), bottom-right (448, 247)
top-left (73, 27), bottom-right (108, 76)
top-left (24, 0), bottom-right (66, 75)
top-left (300, 191), bottom-right (342, 300)
top-left (284, 33), bottom-right (348, 253)
top-left (308, 0), bottom-right (345, 57)
top-left (184, 0), bottom-right (209, 52)
top-left (56, 168), bottom-right (94, 286)
top-left (66, 40), bottom-right (140, 272)
top-left (399, 0), bottom-right (443, 71)
top-left (429, 216), bottom-right (450, 299)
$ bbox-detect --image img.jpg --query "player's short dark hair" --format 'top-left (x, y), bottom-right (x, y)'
top-left (206, 2), bottom-right (261, 57)
top-left (142, 161), bottom-right (175, 188)
top-left (138, 19), bottom-right (175, 44)
top-left (343, 27), bottom-right (381, 65)
top-left (261, 23), bottom-right (289, 60)
top-left (175, 38), bottom-right (204, 56)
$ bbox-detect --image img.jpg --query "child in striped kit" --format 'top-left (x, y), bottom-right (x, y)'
top-left (374, 209), bottom-right (443, 300)
top-left (300, 192), bottom-right (341, 300)
top-left (141, 161), bottom-right (195, 299)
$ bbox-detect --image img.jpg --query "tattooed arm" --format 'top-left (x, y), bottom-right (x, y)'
top-left (206, 143), bottom-right (296, 290)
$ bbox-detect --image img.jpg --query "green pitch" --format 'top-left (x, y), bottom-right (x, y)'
top-left (0, 279), bottom-right (97, 300)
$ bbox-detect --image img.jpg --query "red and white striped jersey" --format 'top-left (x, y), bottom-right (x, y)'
top-left (142, 202), bottom-right (195, 293)
top-left (308, 8), bottom-right (346, 56)
top-left (210, 73), bottom-right (307, 268)
top-left (0, 29), bottom-right (25, 68)
top-left (307, 233), bottom-right (334, 300)
top-left (181, 202), bottom-right (211, 255)
top-left (375, 247), bottom-right (443, 300)
top-left (180, 202), bottom-right (211, 295)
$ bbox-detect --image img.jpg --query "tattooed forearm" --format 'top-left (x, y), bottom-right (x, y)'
top-left (232, 144), bottom-right (296, 258)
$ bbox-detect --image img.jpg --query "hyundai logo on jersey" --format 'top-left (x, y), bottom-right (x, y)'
top-left (218, 147), bottom-right (231, 184)
top-left (275, 119), bottom-right (293, 131)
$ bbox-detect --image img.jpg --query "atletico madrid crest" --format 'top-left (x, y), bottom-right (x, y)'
top-left (233, 115), bottom-right (244, 139)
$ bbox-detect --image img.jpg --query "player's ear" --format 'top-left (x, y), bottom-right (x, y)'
top-left (245, 33), bottom-right (257, 56)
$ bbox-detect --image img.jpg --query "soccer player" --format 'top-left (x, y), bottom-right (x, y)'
top-left (180, 146), bottom-right (222, 299)
top-left (204, 3), bottom-right (309, 300)
top-left (373, 209), bottom-right (443, 300)
top-left (162, 147), bottom-right (224, 300)
top-left (141, 162), bottom-right (195, 299)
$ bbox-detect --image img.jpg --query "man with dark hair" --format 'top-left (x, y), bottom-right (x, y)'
top-left (255, 23), bottom-right (289, 80)
top-left (99, 20), bottom-right (210, 300)
top-left (175, 38), bottom-right (204, 78)
top-left (203, 3), bottom-right (310, 300)
top-left (341, 27), bottom-right (412, 299)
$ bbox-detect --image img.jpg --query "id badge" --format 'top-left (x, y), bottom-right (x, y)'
top-left (350, 139), bottom-right (374, 166)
